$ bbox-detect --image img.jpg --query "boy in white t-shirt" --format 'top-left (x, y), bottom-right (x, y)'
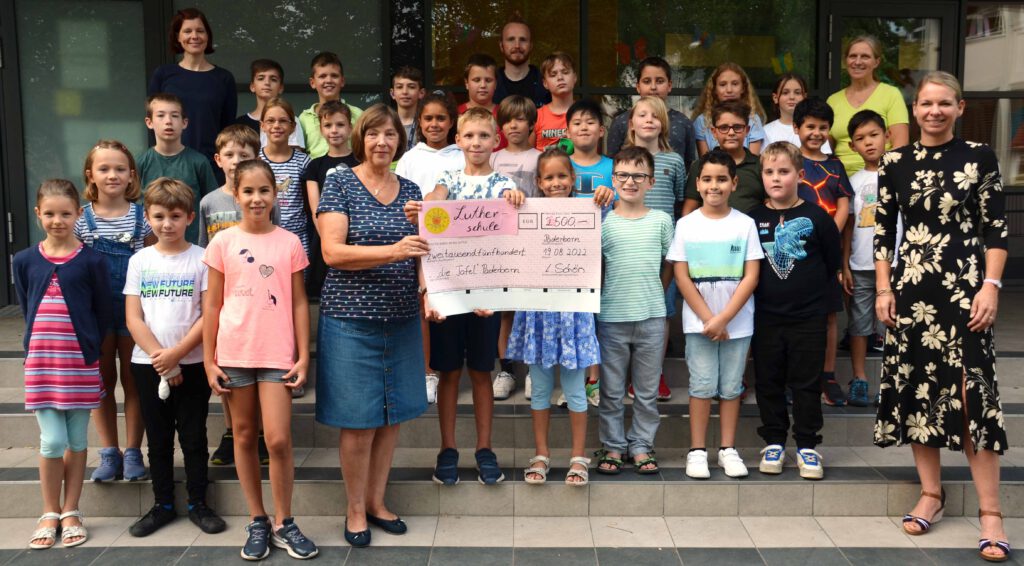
top-left (842, 110), bottom-right (889, 407)
top-left (667, 149), bottom-right (763, 479)
top-left (124, 178), bottom-right (225, 537)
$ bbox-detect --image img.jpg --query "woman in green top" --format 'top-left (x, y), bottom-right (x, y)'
top-left (826, 35), bottom-right (910, 176)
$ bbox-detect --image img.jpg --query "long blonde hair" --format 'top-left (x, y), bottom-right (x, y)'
top-left (625, 96), bottom-right (671, 152)
top-left (692, 62), bottom-right (765, 125)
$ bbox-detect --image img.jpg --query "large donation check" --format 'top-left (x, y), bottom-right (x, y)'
top-left (418, 198), bottom-right (602, 316)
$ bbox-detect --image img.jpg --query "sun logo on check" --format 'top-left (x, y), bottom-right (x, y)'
top-left (424, 207), bottom-right (451, 235)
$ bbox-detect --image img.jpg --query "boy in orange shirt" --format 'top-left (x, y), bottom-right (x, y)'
top-left (534, 52), bottom-right (577, 150)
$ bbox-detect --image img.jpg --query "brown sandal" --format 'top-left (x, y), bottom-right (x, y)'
top-left (978, 510), bottom-right (1011, 563)
top-left (901, 488), bottom-right (944, 535)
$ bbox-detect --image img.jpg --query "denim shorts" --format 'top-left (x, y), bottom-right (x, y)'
top-left (316, 315), bottom-right (427, 429)
top-left (848, 270), bottom-right (880, 336)
top-left (428, 312), bottom-right (500, 373)
top-left (220, 367), bottom-right (289, 388)
top-left (107, 293), bottom-right (131, 337)
top-left (685, 333), bottom-right (752, 400)
top-left (664, 279), bottom-right (679, 319)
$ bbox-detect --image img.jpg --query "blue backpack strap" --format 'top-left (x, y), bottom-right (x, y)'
top-left (132, 202), bottom-right (144, 241)
top-left (83, 202), bottom-right (98, 232)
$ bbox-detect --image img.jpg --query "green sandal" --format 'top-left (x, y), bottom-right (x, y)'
top-left (594, 449), bottom-right (623, 475)
top-left (632, 452), bottom-right (659, 475)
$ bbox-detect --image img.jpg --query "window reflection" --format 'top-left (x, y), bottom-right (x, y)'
top-left (964, 3), bottom-right (1024, 91)
top-left (963, 98), bottom-right (1024, 186)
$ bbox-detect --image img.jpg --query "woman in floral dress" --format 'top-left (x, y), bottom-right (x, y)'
top-left (873, 71), bottom-right (1010, 562)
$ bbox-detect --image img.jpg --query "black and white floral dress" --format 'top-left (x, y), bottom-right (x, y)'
top-left (873, 138), bottom-right (1008, 453)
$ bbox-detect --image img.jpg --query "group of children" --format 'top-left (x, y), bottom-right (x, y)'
top-left (14, 44), bottom-right (894, 559)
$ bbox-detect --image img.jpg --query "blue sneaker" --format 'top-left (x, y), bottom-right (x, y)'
top-left (271, 517), bottom-right (318, 559)
top-left (433, 448), bottom-right (460, 485)
top-left (123, 448), bottom-right (148, 481)
top-left (91, 447), bottom-right (123, 482)
top-left (758, 444), bottom-right (785, 475)
top-left (475, 448), bottom-right (505, 485)
top-left (241, 516), bottom-right (271, 561)
top-left (847, 378), bottom-right (871, 407)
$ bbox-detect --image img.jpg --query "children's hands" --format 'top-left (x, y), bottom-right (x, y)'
top-left (842, 268), bottom-right (854, 296)
top-left (702, 315), bottom-right (729, 341)
top-left (392, 236), bottom-right (430, 262)
top-left (424, 296), bottom-right (446, 323)
top-left (283, 359), bottom-right (309, 390)
top-left (593, 186), bottom-right (615, 208)
top-left (404, 200), bottom-right (423, 225)
top-left (503, 189), bottom-right (525, 208)
top-left (150, 347), bottom-right (182, 376)
top-left (206, 363), bottom-right (231, 396)
top-left (473, 308), bottom-right (495, 318)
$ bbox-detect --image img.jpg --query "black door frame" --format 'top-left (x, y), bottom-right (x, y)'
top-left (0, 0), bottom-right (27, 306)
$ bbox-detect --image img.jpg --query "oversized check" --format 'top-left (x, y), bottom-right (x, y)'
top-left (418, 198), bottom-right (602, 316)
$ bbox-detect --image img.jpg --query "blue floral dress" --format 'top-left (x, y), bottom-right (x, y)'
top-left (506, 311), bottom-right (600, 369)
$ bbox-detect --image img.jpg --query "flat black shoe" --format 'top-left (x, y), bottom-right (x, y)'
top-left (189, 502), bottom-right (227, 534)
top-left (344, 526), bottom-right (371, 547)
top-left (366, 513), bottom-right (407, 535)
top-left (129, 505), bottom-right (176, 537)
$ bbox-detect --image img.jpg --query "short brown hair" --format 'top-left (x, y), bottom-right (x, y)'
top-left (540, 51), bottom-right (575, 77)
top-left (613, 146), bottom-right (654, 173)
top-left (351, 103), bottom-right (407, 163)
top-left (393, 66), bottom-right (424, 88)
top-left (464, 53), bottom-right (497, 80)
top-left (250, 59), bottom-right (283, 83)
top-left (711, 100), bottom-right (751, 125)
top-left (260, 97), bottom-right (296, 122)
top-left (317, 100), bottom-right (352, 123)
top-left (36, 179), bottom-right (81, 208)
top-left (82, 140), bottom-right (142, 203)
top-left (169, 8), bottom-right (214, 55)
top-left (310, 51), bottom-right (343, 75)
top-left (215, 124), bottom-right (260, 154)
top-left (496, 95), bottom-right (537, 128)
top-left (146, 92), bottom-right (185, 119)
top-left (760, 141), bottom-right (802, 169)
top-left (457, 106), bottom-right (498, 135)
top-left (144, 177), bottom-right (195, 214)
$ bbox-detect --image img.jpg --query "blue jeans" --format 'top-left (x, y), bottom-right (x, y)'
top-left (685, 333), bottom-right (752, 400)
top-left (529, 364), bottom-right (587, 412)
top-left (36, 408), bottom-right (90, 458)
top-left (597, 318), bottom-right (665, 455)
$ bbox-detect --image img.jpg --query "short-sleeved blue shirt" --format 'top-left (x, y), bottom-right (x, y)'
top-left (316, 168), bottom-right (420, 320)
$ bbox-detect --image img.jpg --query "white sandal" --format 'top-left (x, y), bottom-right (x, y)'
top-left (29, 512), bottom-right (61, 549)
top-left (59, 510), bottom-right (87, 548)
top-left (524, 455), bottom-right (550, 485)
top-left (565, 456), bottom-right (591, 487)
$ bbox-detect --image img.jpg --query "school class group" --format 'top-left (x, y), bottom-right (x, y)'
top-left (14, 5), bottom-right (991, 562)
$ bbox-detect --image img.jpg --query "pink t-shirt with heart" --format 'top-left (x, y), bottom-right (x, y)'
top-left (203, 226), bottom-right (309, 370)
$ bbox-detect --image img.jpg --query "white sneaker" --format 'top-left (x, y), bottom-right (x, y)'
top-left (759, 444), bottom-right (785, 474)
top-left (291, 384), bottom-right (305, 398)
top-left (524, 373), bottom-right (532, 400)
top-left (718, 447), bottom-right (749, 478)
top-left (796, 448), bottom-right (824, 480)
top-left (492, 371), bottom-right (516, 400)
top-left (685, 449), bottom-right (710, 479)
top-left (425, 373), bottom-right (439, 405)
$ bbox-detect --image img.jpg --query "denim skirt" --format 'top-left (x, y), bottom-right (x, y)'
top-left (315, 315), bottom-right (427, 429)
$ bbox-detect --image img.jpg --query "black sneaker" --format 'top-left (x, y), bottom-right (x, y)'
top-left (271, 517), bottom-right (319, 559)
top-left (188, 502), bottom-right (227, 534)
top-left (258, 433), bottom-right (270, 465)
top-left (211, 430), bottom-right (234, 465)
top-left (242, 516), bottom-right (271, 561)
top-left (822, 379), bottom-right (848, 407)
top-left (129, 505), bottom-right (176, 537)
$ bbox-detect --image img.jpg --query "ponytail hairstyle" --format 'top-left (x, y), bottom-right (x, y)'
top-left (415, 92), bottom-right (459, 146)
top-left (37, 179), bottom-right (82, 208)
top-left (232, 159), bottom-right (276, 194)
top-left (535, 145), bottom-right (576, 196)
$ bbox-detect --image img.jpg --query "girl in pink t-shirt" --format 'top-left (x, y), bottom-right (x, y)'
top-left (202, 159), bottom-right (317, 560)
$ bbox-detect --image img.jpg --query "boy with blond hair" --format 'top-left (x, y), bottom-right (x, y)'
top-left (298, 52), bottom-right (363, 158)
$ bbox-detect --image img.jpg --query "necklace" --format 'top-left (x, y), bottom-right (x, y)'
top-left (361, 171), bottom-right (391, 197)
top-left (767, 198), bottom-right (801, 227)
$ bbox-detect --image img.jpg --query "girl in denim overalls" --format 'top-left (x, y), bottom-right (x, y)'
top-left (74, 140), bottom-right (153, 482)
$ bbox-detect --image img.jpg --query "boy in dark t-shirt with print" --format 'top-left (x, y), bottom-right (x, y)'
top-left (749, 142), bottom-right (841, 482)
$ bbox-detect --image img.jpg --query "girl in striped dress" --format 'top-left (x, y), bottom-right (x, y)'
top-left (15, 180), bottom-right (112, 549)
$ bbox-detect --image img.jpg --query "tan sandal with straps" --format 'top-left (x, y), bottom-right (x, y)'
top-left (901, 488), bottom-right (944, 535)
top-left (59, 510), bottom-right (88, 548)
top-left (524, 455), bottom-right (550, 485)
top-left (28, 512), bottom-right (61, 549)
top-left (565, 456), bottom-right (590, 487)
top-left (978, 510), bottom-right (1011, 563)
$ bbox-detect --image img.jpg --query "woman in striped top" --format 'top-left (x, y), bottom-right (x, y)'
top-left (15, 180), bottom-right (113, 550)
